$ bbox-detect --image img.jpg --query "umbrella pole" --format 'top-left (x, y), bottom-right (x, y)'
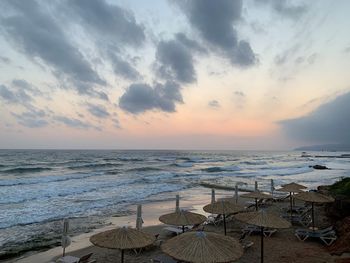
top-left (312, 202), bottom-right (315, 231)
top-left (290, 192), bottom-right (293, 221)
top-left (121, 249), bottom-right (124, 263)
top-left (261, 226), bottom-right (264, 263)
top-left (255, 198), bottom-right (258, 211)
top-left (63, 247), bottom-right (65, 257)
top-left (223, 214), bottom-right (227, 235)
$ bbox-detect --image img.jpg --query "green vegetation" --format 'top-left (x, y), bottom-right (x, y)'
top-left (329, 177), bottom-right (350, 197)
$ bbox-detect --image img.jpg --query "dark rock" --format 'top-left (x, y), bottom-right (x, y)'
top-left (329, 217), bottom-right (350, 255)
top-left (310, 164), bottom-right (329, 170)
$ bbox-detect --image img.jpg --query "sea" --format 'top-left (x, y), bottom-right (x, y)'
top-left (0, 149), bottom-right (350, 259)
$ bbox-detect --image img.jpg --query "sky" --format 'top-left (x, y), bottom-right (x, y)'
top-left (0, 0), bottom-right (350, 150)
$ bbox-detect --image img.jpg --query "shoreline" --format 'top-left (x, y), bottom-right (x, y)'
top-left (9, 187), bottom-right (229, 263)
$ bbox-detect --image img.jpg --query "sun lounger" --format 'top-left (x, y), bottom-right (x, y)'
top-left (295, 226), bottom-right (337, 246)
top-left (242, 225), bottom-right (277, 237)
top-left (282, 208), bottom-right (312, 227)
top-left (239, 232), bottom-right (254, 249)
top-left (162, 226), bottom-right (183, 235)
top-left (56, 253), bottom-right (96, 263)
top-left (151, 254), bottom-right (178, 263)
top-left (204, 214), bottom-right (223, 226)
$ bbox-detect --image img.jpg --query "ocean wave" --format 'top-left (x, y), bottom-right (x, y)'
top-left (67, 163), bottom-right (122, 170)
top-left (127, 167), bottom-right (162, 172)
top-left (173, 162), bottom-right (193, 168)
top-left (0, 167), bottom-right (52, 174)
top-left (0, 172), bottom-right (103, 187)
top-left (201, 165), bottom-right (241, 173)
top-left (0, 177), bottom-right (138, 205)
top-left (241, 161), bottom-right (267, 165)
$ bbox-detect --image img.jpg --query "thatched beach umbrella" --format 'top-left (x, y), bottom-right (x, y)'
top-left (241, 191), bottom-right (272, 211)
top-left (203, 200), bottom-right (243, 235)
top-left (159, 210), bottom-right (207, 233)
top-left (235, 210), bottom-right (291, 263)
top-left (294, 191), bottom-right (334, 230)
top-left (90, 226), bottom-right (155, 263)
top-left (277, 183), bottom-right (306, 221)
top-left (161, 231), bottom-right (243, 263)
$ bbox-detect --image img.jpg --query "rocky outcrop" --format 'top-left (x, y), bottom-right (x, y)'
top-left (310, 164), bottom-right (329, 170)
top-left (329, 217), bottom-right (350, 255)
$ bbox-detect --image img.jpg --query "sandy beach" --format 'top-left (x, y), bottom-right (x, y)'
top-left (8, 186), bottom-right (347, 263)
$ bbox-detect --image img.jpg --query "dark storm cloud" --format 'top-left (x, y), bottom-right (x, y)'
top-left (0, 0), bottom-right (105, 95)
top-left (155, 39), bottom-right (196, 84)
top-left (174, 0), bottom-right (257, 67)
top-left (208, 100), bottom-right (220, 108)
top-left (87, 103), bottom-right (110, 118)
top-left (68, 0), bottom-right (145, 47)
top-left (280, 92), bottom-right (350, 144)
top-left (53, 116), bottom-right (93, 129)
top-left (11, 108), bottom-right (48, 128)
top-left (119, 81), bottom-right (183, 114)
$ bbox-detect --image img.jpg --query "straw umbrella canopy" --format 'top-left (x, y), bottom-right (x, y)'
top-left (235, 210), bottom-right (291, 263)
top-left (282, 182), bottom-right (307, 190)
top-left (159, 210), bottom-right (207, 233)
top-left (240, 191), bottom-right (272, 211)
top-left (282, 183), bottom-right (307, 202)
top-left (90, 227), bottom-right (155, 263)
top-left (203, 200), bottom-right (244, 235)
top-left (161, 231), bottom-right (243, 263)
top-left (277, 184), bottom-right (306, 221)
top-left (294, 191), bottom-right (335, 230)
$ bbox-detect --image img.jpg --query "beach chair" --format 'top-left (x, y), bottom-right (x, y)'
top-left (282, 208), bottom-right (312, 227)
top-left (56, 253), bottom-right (96, 263)
top-left (239, 232), bottom-right (254, 249)
top-left (162, 226), bottom-right (183, 236)
top-left (295, 226), bottom-right (337, 246)
top-left (242, 225), bottom-right (277, 237)
top-left (204, 214), bottom-right (223, 226)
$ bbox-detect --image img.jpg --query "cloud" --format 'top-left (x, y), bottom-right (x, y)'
top-left (109, 52), bottom-right (140, 81)
top-left (66, 0), bottom-right (144, 81)
top-left (12, 79), bottom-right (44, 97)
top-left (175, 33), bottom-right (207, 54)
top-left (279, 92), bottom-right (350, 144)
top-left (234, 91), bottom-right (245, 97)
top-left (119, 81), bottom-right (183, 114)
top-left (208, 100), bottom-right (220, 108)
top-left (68, 0), bottom-right (145, 47)
top-left (175, 0), bottom-right (257, 67)
top-left (0, 0), bottom-right (105, 96)
top-left (255, 0), bottom-right (308, 19)
top-left (87, 103), bottom-right (110, 118)
top-left (155, 39), bottom-right (196, 84)
top-left (344, 46), bottom-right (350, 53)
top-left (0, 56), bottom-right (10, 64)
top-left (54, 115), bottom-right (93, 129)
top-left (11, 108), bottom-right (48, 128)
top-left (0, 84), bottom-right (32, 104)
